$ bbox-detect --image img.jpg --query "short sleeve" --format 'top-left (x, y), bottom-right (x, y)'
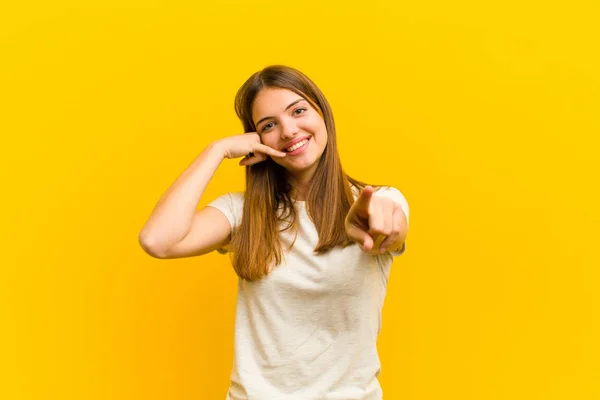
top-left (206, 191), bottom-right (244, 254)
top-left (373, 186), bottom-right (410, 256)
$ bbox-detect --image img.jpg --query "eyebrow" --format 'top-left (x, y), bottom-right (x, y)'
top-left (254, 98), bottom-right (306, 128)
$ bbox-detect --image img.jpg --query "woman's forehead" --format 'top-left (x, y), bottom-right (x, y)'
top-left (252, 88), bottom-right (309, 120)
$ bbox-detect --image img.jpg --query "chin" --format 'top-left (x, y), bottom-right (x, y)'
top-left (288, 160), bottom-right (319, 173)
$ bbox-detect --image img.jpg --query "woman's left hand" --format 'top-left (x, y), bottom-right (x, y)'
top-left (345, 186), bottom-right (407, 255)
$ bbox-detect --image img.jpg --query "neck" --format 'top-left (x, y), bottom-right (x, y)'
top-left (286, 166), bottom-right (317, 201)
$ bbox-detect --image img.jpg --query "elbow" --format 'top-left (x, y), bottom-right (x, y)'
top-left (138, 233), bottom-right (169, 259)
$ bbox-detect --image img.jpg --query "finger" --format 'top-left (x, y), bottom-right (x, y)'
top-left (368, 200), bottom-right (385, 237)
top-left (249, 152), bottom-right (267, 165)
top-left (363, 235), bottom-right (374, 252)
top-left (379, 232), bottom-right (397, 253)
top-left (346, 223), bottom-right (374, 251)
top-left (373, 234), bottom-right (387, 252)
top-left (239, 155), bottom-right (252, 166)
top-left (382, 200), bottom-right (394, 235)
top-left (379, 206), bottom-right (404, 252)
top-left (239, 152), bottom-right (267, 166)
top-left (352, 186), bottom-right (374, 216)
top-left (254, 143), bottom-right (287, 158)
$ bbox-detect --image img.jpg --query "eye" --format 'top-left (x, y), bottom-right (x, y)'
top-left (261, 122), bottom-right (274, 132)
top-left (261, 108), bottom-right (306, 133)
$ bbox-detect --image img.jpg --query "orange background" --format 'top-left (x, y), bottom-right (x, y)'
top-left (1, 1), bottom-right (599, 399)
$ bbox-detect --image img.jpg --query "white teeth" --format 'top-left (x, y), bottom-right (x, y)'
top-left (285, 139), bottom-right (308, 152)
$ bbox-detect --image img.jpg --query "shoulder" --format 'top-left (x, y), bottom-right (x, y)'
top-left (373, 186), bottom-right (407, 201)
top-left (374, 186), bottom-right (409, 223)
top-left (207, 191), bottom-right (244, 206)
top-left (229, 191), bottom-right (245, 204)
top-left (351, 184), bottom-right (408, 203)
top-left (206, 191), bottom-right (245, 228)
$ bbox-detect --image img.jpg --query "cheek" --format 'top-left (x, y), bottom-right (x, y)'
top-left (260, 134), bottom-right (276, 147)
top-left (306, 117), bottom-right (326, 137)
top-left (315, 123), bottom-right (327, 143)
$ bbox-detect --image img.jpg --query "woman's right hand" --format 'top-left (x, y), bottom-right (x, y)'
top-left (216, 132), bottom-right (287, 166)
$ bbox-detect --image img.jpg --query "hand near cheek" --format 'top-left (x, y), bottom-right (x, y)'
top-left (345, 186), bottom-right (407, 255)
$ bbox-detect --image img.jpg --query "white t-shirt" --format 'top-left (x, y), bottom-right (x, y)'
top-left (207, 186), bottom-right (409, 400)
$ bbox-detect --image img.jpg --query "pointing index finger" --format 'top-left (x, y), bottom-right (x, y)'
top-left (255, 143), bottom-right (287, 158)
top-left (353, 186), bottom-right (374, 213)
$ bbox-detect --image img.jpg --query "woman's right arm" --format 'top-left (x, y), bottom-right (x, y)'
top-left (138, 134), bottom-right (286, 259)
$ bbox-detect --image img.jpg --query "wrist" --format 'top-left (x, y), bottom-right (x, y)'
top-left (207, 140), bottom-right (227, 160)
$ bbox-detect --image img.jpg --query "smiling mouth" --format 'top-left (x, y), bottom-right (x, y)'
top-left (284, 138), bottom-right (310, 153)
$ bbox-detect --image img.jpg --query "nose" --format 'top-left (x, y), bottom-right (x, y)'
top-left (280, 117), bottom-right (299, 140)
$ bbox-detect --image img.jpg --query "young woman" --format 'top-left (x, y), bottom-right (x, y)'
top-left (139, 65), bottom-right (410, 400)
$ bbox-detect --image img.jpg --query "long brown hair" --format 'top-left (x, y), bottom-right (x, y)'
top-left (231, 65), bottom-right (381, 281)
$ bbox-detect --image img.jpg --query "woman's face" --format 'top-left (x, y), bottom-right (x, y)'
top-left (252, 87), bottom-right (328, 179)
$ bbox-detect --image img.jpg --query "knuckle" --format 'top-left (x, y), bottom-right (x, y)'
top-left (372, 227), bottom-right (384, 235)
